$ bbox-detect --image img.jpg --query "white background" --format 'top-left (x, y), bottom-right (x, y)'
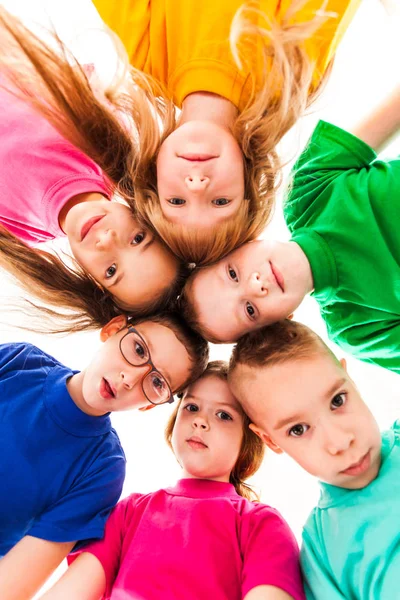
top-left (0, 0), bottom-right (398, 594)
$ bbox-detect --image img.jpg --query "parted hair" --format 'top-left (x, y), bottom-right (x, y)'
top-left (230, 318), bottom-right (333, 371)
top-left (0, 3), bottom-right (330, 265)
top-left (165, 360), bottom-right (265, 501)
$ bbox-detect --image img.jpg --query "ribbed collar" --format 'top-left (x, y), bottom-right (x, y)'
top-left (166, 478), bottom-right (239, 499)
top-left (43, 364), bottom-right (112, 437)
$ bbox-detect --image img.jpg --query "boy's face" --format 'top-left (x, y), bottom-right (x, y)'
top-left (171, 375), bottom-right (244, 482)
top-left (230, 355), bottom-right (382, 490)
top-left (80, 316), bottom-right (192, 415)
top-left (189, 239), bottom-right (312, 342)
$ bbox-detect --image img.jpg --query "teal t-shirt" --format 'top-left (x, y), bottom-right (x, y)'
top-left (301, 422), bottom-right (400, 599)
top-left (284, 120), bottom-right (400, 374)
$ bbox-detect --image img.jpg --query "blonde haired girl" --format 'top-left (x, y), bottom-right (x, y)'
top-left (0, 3), bottom-right (360, 269)
top-left (41, 361), bottom-right (306, 600)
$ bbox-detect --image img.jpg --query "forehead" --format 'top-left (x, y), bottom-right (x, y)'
top-left (191, 267), bottom-right (250, 342)
top-left (185, 375), bottom-right (242, 411)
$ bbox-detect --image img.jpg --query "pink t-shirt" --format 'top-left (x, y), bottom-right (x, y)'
top-left (71, 479), bottom-right (305, 600)
top-left (0, 78), bottom-right (111, 244)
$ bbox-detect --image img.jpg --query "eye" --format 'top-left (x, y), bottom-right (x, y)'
top-left (184, 403), bottom-right (198, 413)
top-left (288, 423), bottom-right (309, 437)
top-left (105, 264), bottom-right (117, 279)
top-left (212, 198), bottom-right (230, 206)
top-left (134, 341), bottom-right (146, 360)
top-left (216, 410), bottom-right (232, 421)
top-left (331, 393), bottom-right (346, 410)
top-left (150, 374), bottom-right (167, 394)
top-left (228, 266), bottom-right (238, 282)
top-left (245, 302), bottom-right (256, 319)
top-left (168, 198), bottom-right (186, 205)
top-left (131, 231), bottom-right (146, 245)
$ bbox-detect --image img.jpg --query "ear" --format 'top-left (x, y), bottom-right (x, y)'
top-left (339, 357), bottom-right (347, 372)
top-left (287, 314), bottom-right (294, 320)
top-left (139, 404), bottom-right (157, 412)
top-left (100, 315), bottom-right (128, 342)
top-left (249, 423), bottom-right (283, 454)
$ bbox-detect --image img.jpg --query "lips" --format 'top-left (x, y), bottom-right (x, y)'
top-left (99, 378), bottom-right (116, 401)
top-left (80, 215), bottom-right (105, 242)
top-left (341, 451), bottom-right (371, 477)
top-left (270, 261), bottom-right (284, 292)
top-left (178, 154), bottom-right (217, 161)
top-left (187, 436), bottom-right (208, 450)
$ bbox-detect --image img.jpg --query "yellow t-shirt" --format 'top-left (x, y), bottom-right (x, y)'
top-left (93, 0), bottom-right (360, 110)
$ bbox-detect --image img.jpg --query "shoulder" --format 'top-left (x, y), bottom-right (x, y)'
top-left (0, 342), bottom-right (61, 375)
top-left (240, 500), bottom-right (298, 544)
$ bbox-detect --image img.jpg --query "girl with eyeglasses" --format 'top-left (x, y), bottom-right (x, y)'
top-left (41, 361), bottom-right (304, 600)
top-left (0, 314), bottom-right (208, 600)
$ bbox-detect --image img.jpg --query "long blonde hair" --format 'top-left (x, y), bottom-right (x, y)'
top-left (0, 4), bottom-right (329, 266)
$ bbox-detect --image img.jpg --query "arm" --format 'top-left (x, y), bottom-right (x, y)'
top-left (40, 553), bottom-right (106, 600)
top-left (351, 86), bottom-right (400, 152)
top-left (245, 586), bottom-right (294, 600)
top-left (0, 536), bottom-right (74, 600)
top-left (301, 530), bottom-right (346, 600)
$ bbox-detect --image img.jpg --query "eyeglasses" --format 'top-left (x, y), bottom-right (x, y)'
top-left (119, 326), bottom-right (174, 405)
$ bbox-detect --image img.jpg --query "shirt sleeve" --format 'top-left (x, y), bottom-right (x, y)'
top-left (284, 120), bottom-right (377, 233)
top-left (241, 505), bottom-right (305, 600)
top-left (301, 528), bottom-right (346, 600)
top-left (28, 441), bottom-right (126, 545)
top-left (68, 495), bottom-right (139, 598)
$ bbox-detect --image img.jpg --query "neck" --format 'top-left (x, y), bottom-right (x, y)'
top-left (66, 371), bottom-right (106, 417)
top-left (180, 92), bottom-right (238, 129)
top-left (290, 241), bottom-right (314, 293)
top-left (58, 191), bottom-right (107, 232)
top-left (181, 469), bottom-right (231, 484)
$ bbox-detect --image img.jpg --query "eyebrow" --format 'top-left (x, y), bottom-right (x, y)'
top-left (273, 377), bottom-right (348, 431)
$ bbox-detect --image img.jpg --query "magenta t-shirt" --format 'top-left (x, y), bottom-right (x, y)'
top-left (71, 479), bottom-right (305, 600)
top-left (0, 78), bottom-right (111, 244)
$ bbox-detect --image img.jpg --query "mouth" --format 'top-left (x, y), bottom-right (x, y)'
top-left (340, 451), bottom-right (371, 477)
top-left (186, 436), bottom-right (208, 450)
top-left (80, 215), bottom-right (105, 242)
top-left (99, 378), bottom-right (116, 401)
top-left (178, 154), bottom-right (217, 162)
top-left (270, 261), bottom-right (284, 293)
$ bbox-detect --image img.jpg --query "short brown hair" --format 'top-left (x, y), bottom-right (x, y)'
top-left (230, 319), bottom-right (332, 372)
top-left (165, 361), bottom-right (265, 501)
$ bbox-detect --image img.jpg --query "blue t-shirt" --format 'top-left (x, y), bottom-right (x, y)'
top-left (0, 343), bottom-right (126, 556)
top-left (301, 422), bottom-right (400, 599)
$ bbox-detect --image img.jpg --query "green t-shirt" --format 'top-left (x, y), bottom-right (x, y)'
top-left (284, 120), bottom-right (400, 374)
top-left (301, 422), bottom-right (399, 600)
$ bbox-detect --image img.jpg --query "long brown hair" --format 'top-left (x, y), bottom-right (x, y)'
top-left (165, 360), bottom-right (265, 501)
top-left (0, 225), bottom-right (190, 334)
top-left (0, 4), bottom-right (330, 265)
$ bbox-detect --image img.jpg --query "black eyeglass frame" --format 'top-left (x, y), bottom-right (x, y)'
top-left (118, 326), bottom-right (175, 405)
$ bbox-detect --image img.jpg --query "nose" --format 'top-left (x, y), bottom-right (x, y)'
top-left (322, 422), bottom-right (355, 456)
top-left (192, 414), bottom-right (210, 431)
top-left (184, 175), bottom-right (210, 191)
top-left (247, 272), bottom-right (268, 297)
top-left (96, 229), bottom-right (117, 250)
top-left (120, 364), bottom-right (150, 390)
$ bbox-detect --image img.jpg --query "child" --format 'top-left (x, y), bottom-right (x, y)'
top-left (181, 86), bottom-right (400, 376)
top-left (229, 319), bottom-right (398, 599)
top-left (0, 65), bottom-right (187, 334)
top-left (0, 2), bottom-right (360, 264)
top-left (40, 361), bottom-right (305, 600)
top-left (0, 313), bottom-right (208, 600)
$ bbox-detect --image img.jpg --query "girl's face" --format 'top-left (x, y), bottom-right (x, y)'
top-left (171, 375), bottom-right (244, 482)
top-left (64, 199), bottom-right (179, 309)
top-left (156, 121), bottom-right (245, 229)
